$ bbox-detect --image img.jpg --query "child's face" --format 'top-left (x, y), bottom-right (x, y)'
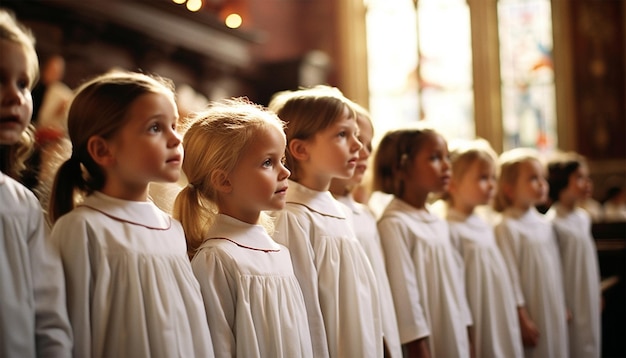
top-left (350, 115), bottom-right (374, 186)
top-left (511, 159), bottom-right (548, 209)
top-left (103, 92), bottom-right (182, 188)
top-left (404, 133), bottom-right (451, 195)
top-left (307, 106), bottom-right (362, 183)
top-left (450, 159), bottom-right (496, 211)
top-left (0, 40), bottom-right (33, 145)
top-left (563, 164), bottom-right (592, 202)
top-left (226, 125), bottom-right (291, 222)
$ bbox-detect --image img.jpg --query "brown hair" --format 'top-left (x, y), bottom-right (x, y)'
top-left (269, 85), bottom-right (355, 182)
top-left (48, 70), bottom-right (176, 222)
top-left (547, 151), bottom-right (587, 203)
top-left (372, 126), bottom-right (440, 198)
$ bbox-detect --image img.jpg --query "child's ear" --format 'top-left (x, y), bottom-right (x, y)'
top-left (288, 139), bottom-right (309, 161)
top-left (211, 169), bottom-right (232, 194)
top-left (87, 135), bottom-right (114, 167)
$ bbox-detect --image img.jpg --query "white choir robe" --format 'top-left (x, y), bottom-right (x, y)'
top-left (191, 214), bottom-right (314, 358)
top-left (0, 172), bottom-right (72, 357)
top-left (271, 180), bottom-right (383, 358)
top-left (495, 207), bottom-right (569, 358)
top-left (378, 198), bottom-right (471, 357)
top-left (336, 195), bottom-right (403, 358)
top-left (447, 208), bottom-right (523, 358)
top-left (547, 204), bottom-right (601, 358)
top-left (49, 191), bottom-right (214, 358)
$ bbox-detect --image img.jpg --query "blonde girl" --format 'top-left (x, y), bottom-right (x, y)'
top-left (269, 85), bottom-right (383, 358)
top-left (374, 127), bottom-right (472, 358)
top-left (173, 98), bottom-right (314, 358)
top-left (0, 9), bottom-right (72, 356)
top-left (445, 139), bottom-right (523, 358)
top-left (47, 71), bottom-right (214, 358)
top-left (493, 147), bottom-right (568, 358)
top-left (328, 102), bottom-right (402, 358)
top-left (546, 152), bottom-right (601, 358)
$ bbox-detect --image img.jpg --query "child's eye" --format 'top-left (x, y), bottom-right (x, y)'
top-left (149, 123), bottom-right (161, 133)
top-left (281, 156), bottom-right (287, 165)
top-left (338, 131), bottom-right (347, 138)
top-left (17, 79), bottom-right (29, 90)
top-left (262, 159), bottom-right (273, 168)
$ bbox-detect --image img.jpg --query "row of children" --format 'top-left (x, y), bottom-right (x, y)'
top-left (2, 9), bottom-right (601, 358)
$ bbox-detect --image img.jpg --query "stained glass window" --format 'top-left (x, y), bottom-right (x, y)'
top-left (498, 0), bottom-right (556, 151)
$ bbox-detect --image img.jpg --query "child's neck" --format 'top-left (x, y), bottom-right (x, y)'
top-left (400, 192), bottom-right (429, 210)
top-left (100, 182), bottom-right (150, 202)
top-left (295, 176), bottom-right (332, 192)
top-left (511, 201), bottom-right (534, 212)
top-left (557, 195), bottom-right (577, 213)
top-left (451, 201), bottom-right (476, 218)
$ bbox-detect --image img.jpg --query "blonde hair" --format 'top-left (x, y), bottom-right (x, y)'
top-left (445, 138), bottom-right (498, 204)
top-left (268, 85), bottom-right (355, 182)
top-left (173, 97), bottom-right (286, 256)
top-left (48, 70), bottom-right (176, 223)
top-left (0, 9), bottom-right (39, 179)
top-left (493, 147), bottom-right (543, 212)
top-left (372, 126), bottom-right (440, 198)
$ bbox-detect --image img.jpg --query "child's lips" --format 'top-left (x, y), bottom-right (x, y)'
top-left (275, 186), bottom-right (288, 194)
top-left (167, 154), bottom-right (182, 163)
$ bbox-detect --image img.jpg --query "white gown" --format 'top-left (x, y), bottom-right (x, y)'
top-left (495, 207), bottom-right (569, 358)
top-left (0, 172), bottom-right (72, 357)
top-left (272, 180), bottom-right (383, 358)
top-left (378, 198), bottom-right (471, 357)
top-left (447, 208), bottom-right (523, 358)
top-left (49, 191), bottom-right (214, 358)
top-left (336, 195), bottom-right (403, 358)
top-left (547, 204), bottom-right (601, 358)
top-left (191, 214), bottom-right (314, 358)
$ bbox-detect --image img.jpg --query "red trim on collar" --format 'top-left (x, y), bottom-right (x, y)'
top-left (206, 237), bottom-right (280, 252)
top-left (79, 204), bottom-right (172, 230)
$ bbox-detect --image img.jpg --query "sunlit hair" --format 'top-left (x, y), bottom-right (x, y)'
top-left (372, 126), bottom-right (440, 198)
top-left (0, 9), bottom-right (39, 179)
top-left (444, 138), bottom-right (498, 204)
top-left (173, 97), bottom-right (286, 257)
top-left (493, 147), bottom-right (543, 212)
top-left (547, 151), bottom-right (587, 203)
top-left (48, 70), bottom-right (176, 223)
top-left (0, 9), bottom-right (39, 89)
top-left (268, 85), bottom-right (355, 182)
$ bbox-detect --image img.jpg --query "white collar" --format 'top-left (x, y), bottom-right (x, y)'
top-left (201, 214), bottom-right (280, 252)
top-left (286, 180), bottom-right (347, 219)
top-left (79, 191), bottom-right (171, 230)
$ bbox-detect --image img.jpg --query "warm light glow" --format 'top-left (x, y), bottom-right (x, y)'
top-left (224, 13), bottom-right (242, 29)
top-left (186, 0), bottom-right (202, 12)
top-left (172, 0), bottom-right (185, 4)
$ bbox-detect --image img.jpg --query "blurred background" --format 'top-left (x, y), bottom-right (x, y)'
top-left (3, 0), bottom-right (625, 355)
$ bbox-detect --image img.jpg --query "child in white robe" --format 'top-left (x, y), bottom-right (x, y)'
top-left (547, 152), bottom-right (601, 358)
top-left (374, 127), bottom-right (473, 357)
top-left (173, 98), bottom-right (314, 358)
top-left (0, 10), bottom-right (72, 356)
top-left (493, 148), bottom-right (569, 358)
top-left (329, 103), bottom-right (402, 358)
top-left (47, 71), bottom-right (214, 358)
top-left (269, 86), bottom-right (383, 358)
top-left (445, 139), bottom-right (523, 358)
